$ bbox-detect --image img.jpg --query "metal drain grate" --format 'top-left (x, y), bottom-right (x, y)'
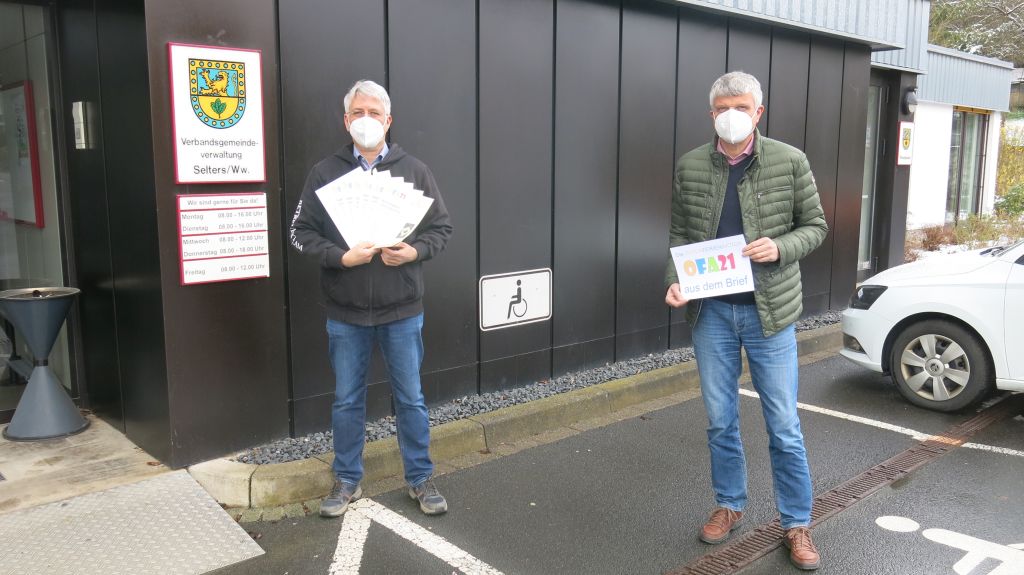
top-left (665, 394), bottom-right (1024, 575)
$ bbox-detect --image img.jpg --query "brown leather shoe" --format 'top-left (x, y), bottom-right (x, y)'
top-left (783, 527), bottom-right (820, 570)
top-left (699, 507), bottom-right (743, 544)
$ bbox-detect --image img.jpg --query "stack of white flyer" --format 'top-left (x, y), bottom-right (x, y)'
top-left (315, 168), bottom-right (434, 248)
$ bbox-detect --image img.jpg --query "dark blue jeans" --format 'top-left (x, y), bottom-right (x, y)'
top-left (691, 299), bottom-right (812, 529)
top-left (326, 314), bottom-right (433, 487)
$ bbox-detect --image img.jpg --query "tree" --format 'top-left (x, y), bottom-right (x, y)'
top-left (930, 0), bottom-right (1024, 66)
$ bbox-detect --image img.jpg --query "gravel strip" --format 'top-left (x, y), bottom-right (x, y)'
top-left (235, 310), bottom-right (843, 465)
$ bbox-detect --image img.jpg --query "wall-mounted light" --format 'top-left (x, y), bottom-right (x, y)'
top-left (902, 87), bottom-right (918, 116)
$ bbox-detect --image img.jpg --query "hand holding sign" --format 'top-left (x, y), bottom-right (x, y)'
top-left (665, 283), bottom-right (688, 308)
top-left (670, 235), bottom-right (755, 301)
top-left (742, 236), bottom-right (779, 263)
top-left (380, 242), bottom-right (417, 266)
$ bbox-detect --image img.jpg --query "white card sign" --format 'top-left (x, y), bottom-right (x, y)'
top-left (670, 235), bottom-right (754, 300)
top-left (168, 43), bottom-right (266, 183)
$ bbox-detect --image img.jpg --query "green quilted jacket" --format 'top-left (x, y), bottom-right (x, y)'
top-left (664, 131), bottom-right (828, 337)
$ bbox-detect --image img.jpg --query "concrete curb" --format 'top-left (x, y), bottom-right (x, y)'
top-left (190, 323), bottom-right (842, 512)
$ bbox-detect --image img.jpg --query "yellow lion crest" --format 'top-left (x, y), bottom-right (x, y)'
top-left (189, 58), bottom-right (246, 129)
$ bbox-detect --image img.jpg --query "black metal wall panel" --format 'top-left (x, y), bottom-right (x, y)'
top-left (881, 71), bottom-right (917, 271)
top-left (830, 43), bottom-right (871, 310)
top-left (766, 29), bottom-right (809, 147)
top-left (278, 0), bottom-right (392, 429)
top-left (800, 37), bottom-right (845, 314)
top-left (767, 29), bottom-right (819, 315)
top-left (670, 7), bottom-right (727, 348)
top-left (144, 0), bottom-right (290, 466)
top-left (95, 0), bottom-right (170, 456)
top-left (552, 0), bottom-right (620, 375)
top-left (868, 69), bottom-right (916, 276)
top-left (58, 0), bottom-right (131, 432)
top-left (389, 0), bottom-right (478, 403)
top-left (615, 0), bottom-right (678, 359)
top-left (676, 9), bottom-right (727, 155)
top-left (726, 18), bottom-right (772, 136)
top-left (478, 0), bottom-right (554, 392)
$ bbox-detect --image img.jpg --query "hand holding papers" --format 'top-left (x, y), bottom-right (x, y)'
top-left (315, 168), bottom-right (434, 248)
top-left (670, 235), bottom-right (754, 300)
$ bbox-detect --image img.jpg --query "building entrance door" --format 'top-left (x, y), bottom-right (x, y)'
top-left (858, 81), bottom-right (884, 277)
top-left (0, 1), bottom-right (75, 422)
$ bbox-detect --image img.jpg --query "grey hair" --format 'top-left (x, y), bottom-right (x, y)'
top-left (709, 71), bottom-right (763, 109)
top-left (343, 80), bottom-right (391, 116)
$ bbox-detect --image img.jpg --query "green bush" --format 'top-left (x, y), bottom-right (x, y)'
top-left (953, 214), bottom-right (1001, 248)
top-left (995, 184), bottom-right (1024, 218)
top-left (998, 125), bottom-right (1024, 196)
top-left (912, 212), bottom-right (1024, 256)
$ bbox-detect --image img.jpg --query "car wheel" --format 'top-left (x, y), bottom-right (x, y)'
top-left (889, 319), bottom-right (993, 412)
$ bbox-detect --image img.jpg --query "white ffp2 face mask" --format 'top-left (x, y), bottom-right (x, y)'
top-left (349, 116), bottom-right (386, 149)
top-left (714, 108), bottom-right (755, 145)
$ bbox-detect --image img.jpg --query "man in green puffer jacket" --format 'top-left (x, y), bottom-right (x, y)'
top-left (664, 71), bottom-right (827, 571)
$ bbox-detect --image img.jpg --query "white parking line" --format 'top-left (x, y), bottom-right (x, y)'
top-left (960, 442), bottom-right (1024, 458)
top-left (330, 498), bottom-right (504, 575)
top-left (330, 504), bottom-right (372, 574)
top-left (737, 389), bottom-right (1024, 458)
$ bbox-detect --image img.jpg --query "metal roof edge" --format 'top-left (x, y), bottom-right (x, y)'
top-left (667, 0), bottom-right (903, 50)
top-left (870, 61), bottom-right (926, 75)
top-left (926, 44), bottom-right (1015, 69)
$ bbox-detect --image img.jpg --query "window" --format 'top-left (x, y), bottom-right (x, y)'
top-left (945, 109), bottom-right (989, 224)
top-left (0, 2), bottom-right (70, 413)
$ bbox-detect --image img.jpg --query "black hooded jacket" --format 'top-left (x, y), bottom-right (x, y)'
top-left (289, 144), bottom-right (452, 326)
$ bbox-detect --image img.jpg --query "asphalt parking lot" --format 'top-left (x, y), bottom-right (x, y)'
top-left (213, 353), bottom-right (1024, 575)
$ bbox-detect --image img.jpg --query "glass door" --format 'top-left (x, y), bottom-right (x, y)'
top-left (858, 84), bottom-right (883, 272)
top-left (945, 112), bottom-right (963, 223)
top-left (0, 2), bottom-right (71, 418)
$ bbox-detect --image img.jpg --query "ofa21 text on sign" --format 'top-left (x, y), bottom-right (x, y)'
top-left (670, 235), bottom-right (754, 300)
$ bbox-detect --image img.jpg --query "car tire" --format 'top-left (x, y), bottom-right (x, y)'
top-left (889, 319), bottom-right (993, 412)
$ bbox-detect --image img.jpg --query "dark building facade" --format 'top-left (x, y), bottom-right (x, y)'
top-left (2, 0), bottom-right (894, 467)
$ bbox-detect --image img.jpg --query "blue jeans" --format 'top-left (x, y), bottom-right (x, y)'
top-left (691, 299), bottom-right (812, 529)
top-left (327, 314), bottom-right (433, 487)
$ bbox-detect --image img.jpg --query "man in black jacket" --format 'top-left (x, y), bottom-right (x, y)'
top-left (290, 80), bottom-right (452, 518)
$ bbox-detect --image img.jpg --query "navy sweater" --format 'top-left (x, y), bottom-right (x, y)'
top-left (713, 155), bottom-right (756, 306)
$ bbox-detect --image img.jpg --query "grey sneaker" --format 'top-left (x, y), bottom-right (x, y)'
top-left (320, 480), bottom-right (361, 518)
top-left (408, 479), bottom-right (448, 515)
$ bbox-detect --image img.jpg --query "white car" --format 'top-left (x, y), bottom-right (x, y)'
top-left (840, 239), bottom-right (1024, 412)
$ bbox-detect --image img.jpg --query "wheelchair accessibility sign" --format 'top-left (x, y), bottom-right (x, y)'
top-left (479, 268), bottom-right (552, 331)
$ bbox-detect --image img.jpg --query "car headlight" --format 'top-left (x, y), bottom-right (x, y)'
top-left (850, 285), bottom-right (887, 310)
